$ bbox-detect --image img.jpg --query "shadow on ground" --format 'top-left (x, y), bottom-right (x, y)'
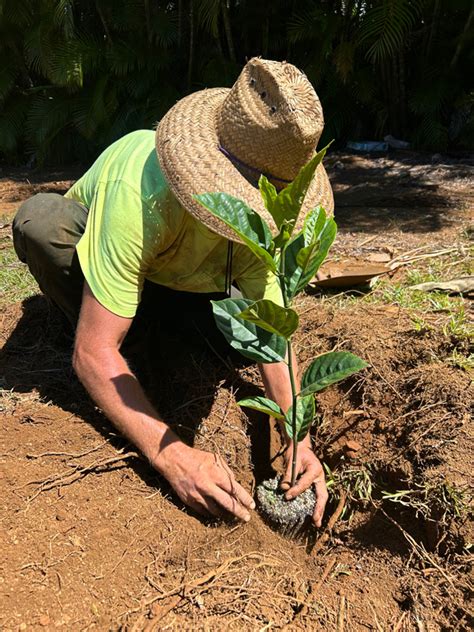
top-left (0, 292), bottom-right (274, 519)
top-left (328, 152), bottom-right (470, 234)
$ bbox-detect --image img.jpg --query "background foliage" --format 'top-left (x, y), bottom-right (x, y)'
top-left (0, 0), bottom-right (473, 164)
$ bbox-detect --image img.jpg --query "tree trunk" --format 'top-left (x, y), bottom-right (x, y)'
top-left (187, 0), bottom-right (194, 92)
top-left (144, 0), bottom-right (152, 46)
top-left (221, 0), bottom-right (236, 62)
top-left (178, 0), bottom-right (183, 49)
top-left (425, 0), bottom-right (440, 60)
top-left (262, 12), bottom-right (269, 57)
top-left (95, 1), bottom-right (113, 44)
top-left (450, 5), bottom-right (474, 68)
top-left (398, 50), bottom-right (407, 138)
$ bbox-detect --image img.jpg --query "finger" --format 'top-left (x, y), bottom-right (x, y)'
top-left (200, 495), bottom-right (225, 518)
top-left (185, 497), bottom-right (212, 518)
top-left (280, 480), bottom-right (291, 491)
top-left (212, 486), bottom-right (251, 522)
top-left (285, 464), bottom-right (318, 500)
top-left (312, 480), bottom-right (329, 528)
top-left (215, 468), bottom-right (255, 510)
top-left (228, 480), bottom-right (255, 511)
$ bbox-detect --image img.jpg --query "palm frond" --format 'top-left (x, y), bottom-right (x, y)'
top-left (26, 91), bottom-right (72, 161)
top-left (196, 0), bottom-right (221, 37)
top-left (52, 0), bottom-right (75, 39)
top-left (358, 0), bottom-right (423, 64)
top-left (0, 95), bottom-right (27, 153)
top-left (152, 6), bottom-right (179, 47)
top-left (287, 5), bottom-right (326, 44)
top-left (106, 40), bottom-right (146, 76)
top-left (0, 65), bottom-right (16, 101)
top-left (333, 40), bottom-right (356, 81)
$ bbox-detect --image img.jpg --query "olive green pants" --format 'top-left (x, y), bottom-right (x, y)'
top-left (13, 193), bottom-right (88, 328)
top-left (12, 193), bottom-right (228, 338)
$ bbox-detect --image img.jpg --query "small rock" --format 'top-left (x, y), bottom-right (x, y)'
top-left (344, 440), bottom-right (362, 460)
top-left (19, 624), bottom-right (27, 631)
top-left (55, 510), bottom-right (67, 522)
top-left (345, 450), bottom-right (359, 459)
top-left (344, 440), bottom-right (362, 452)
top-left (39, 614), bottom-right (51, 626)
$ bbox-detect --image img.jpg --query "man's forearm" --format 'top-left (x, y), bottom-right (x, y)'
top-left (73, 345), bottom-right (185, 468)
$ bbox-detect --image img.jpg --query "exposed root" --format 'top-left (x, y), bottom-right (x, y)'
top-left (122, 552), bottom-right (283, 621)
top-left (311, 491), bottom-right (347, 556)
top-left (21, 451), bottom-right (139, 502)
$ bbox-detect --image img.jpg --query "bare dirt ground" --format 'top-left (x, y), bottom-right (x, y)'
top-left (0, 151), bottom-right (473, 631)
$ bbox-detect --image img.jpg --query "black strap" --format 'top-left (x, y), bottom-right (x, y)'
top-left (225, 241), bottom-right (233, 296)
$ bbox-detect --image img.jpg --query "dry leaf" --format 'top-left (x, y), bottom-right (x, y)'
top-left (312, 260), bottom-right (391, 288)
top-left (367, 252), bottom-right (392, 263)
top-left (409, 276), bottom-right (474, 295)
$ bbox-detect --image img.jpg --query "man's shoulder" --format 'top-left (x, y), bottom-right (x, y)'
top-left (67, 129), bottom-right (166, 203)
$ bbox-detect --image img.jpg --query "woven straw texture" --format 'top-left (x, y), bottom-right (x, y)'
top-left (156, 58), bottom-right (334, 243)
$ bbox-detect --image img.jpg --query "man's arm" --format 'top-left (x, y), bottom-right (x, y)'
top-left (258, 356), bottom-right (328, 527)
top-left (73, 281), bottom-right (254, 521)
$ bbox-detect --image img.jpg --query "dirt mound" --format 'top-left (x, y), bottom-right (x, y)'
top-left (1, 292), bottom-right (472, 630)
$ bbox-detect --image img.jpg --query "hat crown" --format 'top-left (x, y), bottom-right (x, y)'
top-left (217, 58), bottom-right (324, 182)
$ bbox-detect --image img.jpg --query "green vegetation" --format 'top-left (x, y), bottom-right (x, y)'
top-left (325, 462), bottom-right (374, 509)
top-left (0, 239), bottom-right (38, 305)
top-left (196, 150), bottom-right (367, 486)
top-left (382, 481), bottom-right (471, 525)
top-left (1, 0), bottom-right (473, 164)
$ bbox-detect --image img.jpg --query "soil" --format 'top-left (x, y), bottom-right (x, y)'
top-left (0, 151), bottom-right (473, 630)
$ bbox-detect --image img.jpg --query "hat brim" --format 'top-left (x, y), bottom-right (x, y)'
top-left (156, 88), bottom-right (334, 243)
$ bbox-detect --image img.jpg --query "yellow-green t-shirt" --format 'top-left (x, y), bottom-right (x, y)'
top-left (65, 130), bottom-right (282, 318)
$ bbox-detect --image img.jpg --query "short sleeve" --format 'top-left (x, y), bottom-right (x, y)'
top-left (235, 256), bottom-right (284, 307)
top-left (76, 180), bottom-right (160, 318)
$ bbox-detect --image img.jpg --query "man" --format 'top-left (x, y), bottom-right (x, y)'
top-left (13, 58), bottom-right (334, 526)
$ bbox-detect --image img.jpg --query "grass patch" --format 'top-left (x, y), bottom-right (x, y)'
top-left (318, 246), bottom-right (473, 349)
top-left (382, 481), bottom-right (471, 524)
top-left (0, 242), bottom-right (39, 307)
top-left (447, 349), bottom-right (474, 372)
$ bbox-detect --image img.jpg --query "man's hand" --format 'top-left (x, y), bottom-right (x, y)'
top-left (280, 442), bottom-right (328, 528)
top-left (154, 443), bottom-right (255, 522)
top-left (75, 283), bottom-right (254, 523)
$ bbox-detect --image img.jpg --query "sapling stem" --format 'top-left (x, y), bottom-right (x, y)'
top-left (279, 246), bottom-right (299, 488)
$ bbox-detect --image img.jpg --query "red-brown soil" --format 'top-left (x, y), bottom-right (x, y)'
top-left (0, 151), bottom-right (473, 630)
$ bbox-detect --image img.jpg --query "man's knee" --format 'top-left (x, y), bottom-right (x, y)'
top-left (13, 193), bottom-right (64, 263)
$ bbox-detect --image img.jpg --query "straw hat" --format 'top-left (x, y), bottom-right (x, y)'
top-left (156, 58), bottom-right (334, 243)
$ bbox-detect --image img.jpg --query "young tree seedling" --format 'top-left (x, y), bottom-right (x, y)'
top-left (196, 147), bottom-right (368, 518)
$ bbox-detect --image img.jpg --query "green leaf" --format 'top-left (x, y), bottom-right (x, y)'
top-left (238, 396), bottom-right (285, 420)
top-left (303, 205), bottom-right (327, 244)
top-left (258, 175), bottom-right (277, 210)
top-left (268, 144), bottom-right (331, 233)
top-left (300, 352), bottom-right (368, 396)
top-left (285, 395), bottom-right (315, 442)
top-left (238, 299), bottom-right (299, 339)
top-left (284, 206), bottom-right (337, 299)
top-left (272, 219), bottom-right (293, 250)
top-left (194, 192), bottom-right (276, 271)
top-left (212, 298), bottom-right (286, 364)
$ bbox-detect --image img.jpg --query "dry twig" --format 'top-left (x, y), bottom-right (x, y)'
top-left (123, 552), bottom-right (282, 618)
top-left (282, 556), bottom-right (337, 630)
top-left (26, 440), bottom-right (109, 460)
top-left (378, 505), bottom-right (457, 591)
top-left (337, 595), bottom-right (345, 632)
top-left (22, 451), bottom-right (139, 501)
top-left (312, 492), bottom-right (347, 555)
